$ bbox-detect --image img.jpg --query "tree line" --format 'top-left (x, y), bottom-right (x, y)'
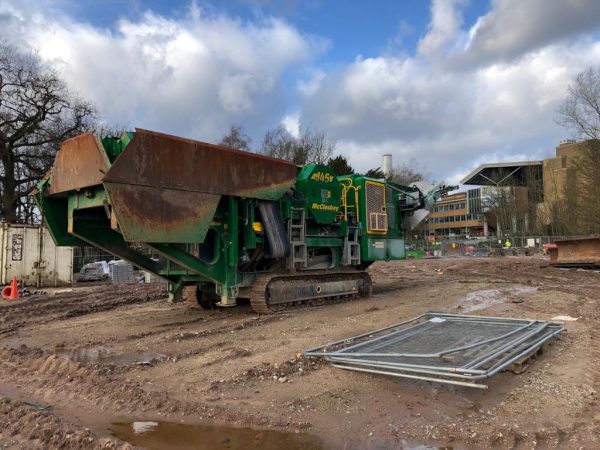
top-left (219, 124), bottom-right (425, 185)
top-left (0, 42), bottom-right (95, 223)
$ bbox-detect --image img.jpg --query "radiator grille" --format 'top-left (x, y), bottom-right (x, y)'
top-left (366, 182), bottom-right (388, 233)
top-left (386, 186), bottom-right (395, 230)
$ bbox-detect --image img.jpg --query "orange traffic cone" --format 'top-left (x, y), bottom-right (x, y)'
top-left (2, 277), bottom-right (19, 300)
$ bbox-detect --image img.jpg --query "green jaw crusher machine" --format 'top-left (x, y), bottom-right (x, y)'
top-left (34, 129), bottom-right (453, 313)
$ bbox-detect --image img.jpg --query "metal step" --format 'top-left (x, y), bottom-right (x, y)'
top-left (287, 208), bottom-right (307, 268)
top-left (343, 227), bottom-right (361, 266)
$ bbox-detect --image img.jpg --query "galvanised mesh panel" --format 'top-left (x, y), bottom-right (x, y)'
top-left (305, 313), bottom-right (564, 388)
top-left (336, 318), bottom-right (548, 368)
top-left (386, 186), bottom-right (396, 230)
top-left (366, 182), bottom-right (387, 232)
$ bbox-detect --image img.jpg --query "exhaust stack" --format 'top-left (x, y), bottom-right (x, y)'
top-left (383, 154), bottom-right (392, 177)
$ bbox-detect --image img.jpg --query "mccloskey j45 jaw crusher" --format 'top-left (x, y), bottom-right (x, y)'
top-left (34, 128), bottom-right (454, 313)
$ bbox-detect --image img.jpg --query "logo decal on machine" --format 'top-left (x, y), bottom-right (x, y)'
top-left (311, 202), bottom-right (339, 212)
top-left (310, 172), bottom-right (335, 183)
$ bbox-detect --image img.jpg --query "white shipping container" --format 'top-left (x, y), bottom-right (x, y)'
top-left (0, 224), bottom-right (73, 287)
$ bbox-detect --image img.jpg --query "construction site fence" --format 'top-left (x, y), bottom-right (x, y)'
top-left (72, 246), bottom-right (162, 274)
top-left (418, 235), bottom-right (587, 258)
top-left (73, 249), bottom-right (119, 274)
top-left (74, 235), bottom-right (593, 270)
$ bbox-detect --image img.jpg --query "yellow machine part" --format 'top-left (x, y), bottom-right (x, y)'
top-left (252, 222), bottom-right (263, 233)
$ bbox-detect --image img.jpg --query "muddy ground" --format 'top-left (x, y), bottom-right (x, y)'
top-left (0, 256), bottom-right (598, 449)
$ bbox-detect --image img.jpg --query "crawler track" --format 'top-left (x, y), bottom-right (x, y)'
top-left (248, 270), bottom-right (372, 314)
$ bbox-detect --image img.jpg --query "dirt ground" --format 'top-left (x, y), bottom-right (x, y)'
top-left (0, 256), bottom-right (598, 449)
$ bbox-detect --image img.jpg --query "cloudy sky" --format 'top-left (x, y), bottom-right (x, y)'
top-left (2, 0), bottom-right (600, 183)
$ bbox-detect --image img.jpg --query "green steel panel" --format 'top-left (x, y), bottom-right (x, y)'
top-left (101, 132), bottom-right (134, 162)
top-left (69, 188), bottom-right (108, 210)
top-left (364, 238), bottom-right (387, 260)
top-left (305, 236), bottom-right (343, 247)
top-left (295, 164), bottom-right (342, 224)
top-left (148, 243), bottom-right (225, 284)
top-left (361, 238), bottom-right (405, 261)
top-left (386, 238), bottom-right (406, 259)
top-left (33, 192), bottom-right (85, 247)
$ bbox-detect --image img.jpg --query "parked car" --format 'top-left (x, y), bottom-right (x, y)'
top-left (77, 261), bottom-right (109, 282)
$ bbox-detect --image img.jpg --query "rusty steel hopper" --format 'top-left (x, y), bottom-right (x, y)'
top-left (549, 237), bottom-right (600, 269)
top-left (43, 128), bottom-right (298, 243)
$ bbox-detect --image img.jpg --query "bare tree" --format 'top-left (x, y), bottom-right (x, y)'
top-left (96, 123), bottom-right (129, 139)
top-left (219, 124), bottom-right (252, 151)
top-left (483, 177), bottom-right (547, 238)
top-left (0, 42), bottom-right (96, 223)
top-left (389, 161), bottom-right (425, 186)
top-left (575, 140), bottom-right (600, 233)
top-left (261, 125), bottom-right (297, 161)
top-left (261, 125), bottom-right (335, 165)
top-left (296, 128), bottom-right (335, 164)
top-left (482, 186), bottom-right (515, 237)
top-left (536, 162), bottom-right (577, 236)
top-left (556, 67), bottom-right (600, 234)
top-left (362, 161), bottom-right (424, 184)
top-left (557, 68), bottom-right (600, 139)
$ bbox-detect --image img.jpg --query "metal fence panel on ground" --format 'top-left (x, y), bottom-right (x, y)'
top-left (305, 313), bottom-right (563, 389)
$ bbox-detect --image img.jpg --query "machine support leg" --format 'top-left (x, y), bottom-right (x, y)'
top-left (168, 280), bottom-right (185, 303)
top-left (217, 197), bottom-right (239, 307)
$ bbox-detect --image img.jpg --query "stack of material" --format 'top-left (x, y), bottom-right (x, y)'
top-left (109, 260), bottom-right (135, 283)
top-left (143, 271), bottom-right (161, 283)
top-left (305, 312), bottom-right (563, 389)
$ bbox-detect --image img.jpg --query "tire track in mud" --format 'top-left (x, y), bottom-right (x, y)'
top-left (165, 314), bottom-right (281, 343)
top-left (0, 284), bottom-right (166, 336)
top-left (0, 347), bottom-right (312, 431)
top-left (0, 396), bottom-right (131, 450)
top-left (1, 257), bottom-right (599, 449)
top-left (87, 309), bottom-right (285, 360)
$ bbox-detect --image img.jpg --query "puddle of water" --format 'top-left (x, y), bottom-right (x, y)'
top-left (460, 286), bottom-right (537, 312)
top-left (132, 421), bottom-right (159, 433)
top-left (57, 346), bottom-right (167, 366)
top-left (111, 421), bottom-right (323, 450)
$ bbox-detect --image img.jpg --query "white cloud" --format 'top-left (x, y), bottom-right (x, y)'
top-left (418, 0), bottom-right (467, 56)
top-left (461, 0), bottom-right (600, 67)
top-left (281, 112), bottom-right (300, 137)
top-left (2, 0), bottom-right (600, 183)
top-left (301, 1), bottom-right (600, 182)
top-left (297, 69), bottom-right (325, 97)
top-left (0, 1), bottom-right (324, 142)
